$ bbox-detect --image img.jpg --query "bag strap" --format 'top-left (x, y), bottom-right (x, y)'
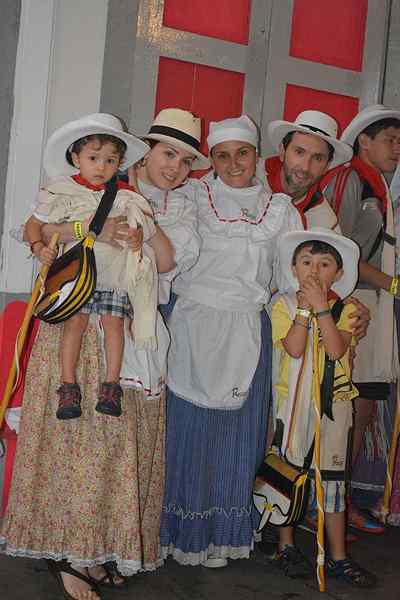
top-left (319, 299), bottom-right (345, 421)
top-left (88, 176), bottom-right (118, 236)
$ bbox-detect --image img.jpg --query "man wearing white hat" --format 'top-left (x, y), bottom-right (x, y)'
top-left (324, 104), bottom-right (400, 533)
top-left (264, 110), bottom-right (353, 231)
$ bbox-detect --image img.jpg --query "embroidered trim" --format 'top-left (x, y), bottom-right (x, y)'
top-left (204, 181), bottom-right (271, 225)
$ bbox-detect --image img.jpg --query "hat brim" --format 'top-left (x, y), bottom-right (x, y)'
top-left (44, 121), bottom-right (150, 178)
top-left (144, 133), bottom-right (210, 170)
top-left (268, 122), bottom-right (353, 169)
top-left (341, 109), bottom-right (400, 146)
top-left (277, 228), bottom-right (360, 299)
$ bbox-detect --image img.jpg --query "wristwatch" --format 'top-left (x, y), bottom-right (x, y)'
top-left (296, 307), bottom-right (312, 319)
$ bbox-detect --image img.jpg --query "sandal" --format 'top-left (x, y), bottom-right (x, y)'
top-left (327, 556), bottom-right (377, 588)
top-left (56, 383), bottom-right (82, 420)
top-left (46, 559), bottom-right (102, 600)
top-left (87, 562), bottom-right (128, 588)
top-left (95, 382), bottom-right (123, 417)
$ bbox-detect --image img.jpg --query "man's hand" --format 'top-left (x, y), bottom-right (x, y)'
top-left (344, 296), bottom-right (370, 342)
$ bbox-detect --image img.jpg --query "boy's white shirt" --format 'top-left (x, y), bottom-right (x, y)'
top-left (35, 176), bottom-right (158, 349)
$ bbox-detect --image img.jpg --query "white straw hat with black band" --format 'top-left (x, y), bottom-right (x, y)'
top-left (277, 227), bottom-right (360, 299)
top-left (340, 104), bottom-right (400, 147)
top-left (268, 110), bottom-right (353, 169)
top-left (207, 115), bottom-right (259, 151)
top-left (143, 108), bottom-right (210, 170)
top-left (43, 113), bottom-right (150, 178)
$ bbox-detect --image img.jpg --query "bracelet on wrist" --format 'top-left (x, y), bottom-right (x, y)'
top-left (30, 240), bottom-right (44, 254)
top-left (293, 318), bottom-right (310, 330)
top-left (315, 308), bottom-right (331, 318)
top-left (296, 307), bottom-right (312, 319)
top-left (389, 276), bottom-right (399, 296)
top-left (73, 220), bottom-right (84, 240)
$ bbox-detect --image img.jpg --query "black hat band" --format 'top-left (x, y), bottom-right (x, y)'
top-left (148, 125), bottom-right (200, 151)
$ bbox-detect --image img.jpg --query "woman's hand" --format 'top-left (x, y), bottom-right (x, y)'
top-left (125, 224), bottom-right (144, 252)
top-left (96, 216), bottom-right (130, 248)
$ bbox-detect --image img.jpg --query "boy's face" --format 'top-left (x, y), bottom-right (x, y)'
top-left (359, 126), bottom-right (400, 174)
top-left (279, 132), bottom-right (331, 200)
top-left (72, 140), bottom-right (121, 185)
top-left (292, 246), bottom-right (343, 290)
top-left (211, 140), bottom-right (258, 188)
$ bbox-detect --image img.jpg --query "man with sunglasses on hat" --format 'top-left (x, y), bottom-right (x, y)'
top-left (263, 110), bottom-right (370, 345)
top-left (323, 105), bottom-right (400, 534)
top-left (258, 110), bottom-right (370, 553)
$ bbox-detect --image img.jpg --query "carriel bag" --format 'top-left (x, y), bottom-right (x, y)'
top-left (253, 442), bottom-right (313, 530)
top-left (34, 177), bottom-right (118, 324)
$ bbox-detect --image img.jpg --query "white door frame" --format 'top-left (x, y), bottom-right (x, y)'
top-left (0, 0), bottom-right (109, 294)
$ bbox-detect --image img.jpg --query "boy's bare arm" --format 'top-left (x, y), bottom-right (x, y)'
top-left (282, 291), bottom-right (310, 358)
top-left (25, 215), bottom-right (44, 246)
top-left (25, 215), bottom-right (57, 266)
top-left (315, 315), bottom-right (351, 360)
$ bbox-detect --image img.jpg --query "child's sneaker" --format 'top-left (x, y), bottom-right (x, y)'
top-left (96, 382), bottom-right (123, 417)
top-left (327, 557), bottom-right (377, 588)
top-left (270, 545), bottom-right (312, 579)
top-left (56, 383), bottom-right (82, 420)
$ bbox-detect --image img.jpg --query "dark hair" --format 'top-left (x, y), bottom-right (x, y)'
top-left (66, 134), bottom-right (127, 167)
top-left (292, 240), bottom-right (343, 270)
top-left (353, 117), bottom-right (400, 154)
top-left (282, 130), bottom-right (335, 163)
top-left (142, 138), bottom-right (160, 149)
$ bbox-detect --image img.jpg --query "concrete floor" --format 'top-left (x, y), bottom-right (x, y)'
top-left (0, 526), bottom-right (399, 600)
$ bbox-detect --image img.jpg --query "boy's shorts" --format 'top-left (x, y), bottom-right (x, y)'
top-left (310, 479), bottom-right (346, 513)
top-left (81, 289), bottom-right (133, 318)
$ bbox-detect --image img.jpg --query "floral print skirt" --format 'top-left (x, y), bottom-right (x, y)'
top-left (0, 321), bottom-right (165, 575)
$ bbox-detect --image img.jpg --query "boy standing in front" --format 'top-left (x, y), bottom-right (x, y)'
top-left (270, 228), bottom-right (376, 588)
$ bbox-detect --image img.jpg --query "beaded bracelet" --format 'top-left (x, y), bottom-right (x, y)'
top-left (73, 220), bottom-right (84, 240)
top-left (315, 309), bottom-right (331, 318)
top-left (390, 276), bottom-right (399, 297)
top-left (293, 318), bottom-right (310, 330)
top-left (30, 240), bottom-right (43, 254)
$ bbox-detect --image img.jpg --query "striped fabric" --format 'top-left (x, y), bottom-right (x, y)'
top-left (160, 311), bottom-right (272, 564)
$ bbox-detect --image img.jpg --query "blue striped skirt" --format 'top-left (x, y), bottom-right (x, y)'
top-left (160, 310), bottom-right (272, 565)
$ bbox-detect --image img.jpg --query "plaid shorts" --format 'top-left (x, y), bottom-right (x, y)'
top-left (80, 289), bottom-right (133, 318)
top-left (310, 479), bottom-right (346, 513)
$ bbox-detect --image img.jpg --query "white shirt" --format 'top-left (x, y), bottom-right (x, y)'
top-left (168, 176), bottom-right (303, 409)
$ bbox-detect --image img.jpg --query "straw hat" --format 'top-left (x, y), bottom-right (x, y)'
top-left (143, 108), bottom-right (210, 169)
top-left (207, 115), bottom-right (259, 151)
top-left (277, 227), bottom-right (359, 299)
top-left (268, 110), bottom-right (353, 169)
top-left (43, 113), bottom-right (150, 178)
top-left (341, 104), bottom-right (400, 147)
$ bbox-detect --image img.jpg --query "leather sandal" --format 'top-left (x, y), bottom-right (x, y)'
top-left (87, 562), bottom-right (128, 588)
top-left (46, 559), bottom-right (101, 600)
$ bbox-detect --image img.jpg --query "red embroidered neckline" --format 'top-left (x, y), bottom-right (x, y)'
top-left (204, 181), bottom-right (270, 225)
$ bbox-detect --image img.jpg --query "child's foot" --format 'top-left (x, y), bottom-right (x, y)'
top-left (95, 382), bottom-right (123, 417)
top-left (56, 383), bottom-right (82, 420)
top-left (327, 556), bottom-right (377, 588)
top-left (270, 545), bottom-right (312, 579)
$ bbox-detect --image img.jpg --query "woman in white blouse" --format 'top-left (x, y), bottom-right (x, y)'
top-left (160, 115), bottom-right (303, 567)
